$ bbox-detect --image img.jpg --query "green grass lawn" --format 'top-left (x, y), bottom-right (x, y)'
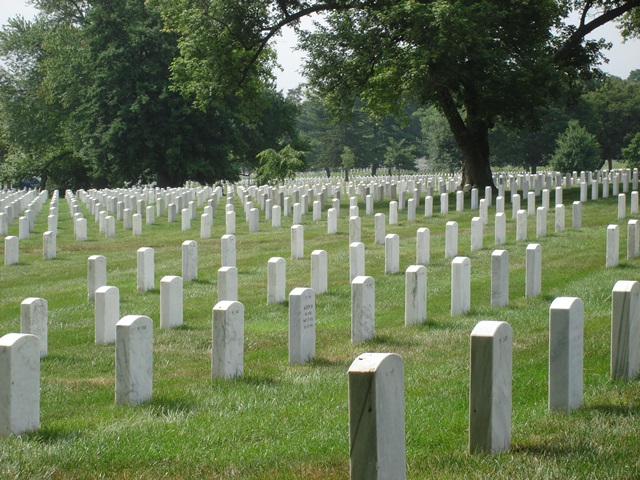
top-left (1, 182), bottom-right (640, 479)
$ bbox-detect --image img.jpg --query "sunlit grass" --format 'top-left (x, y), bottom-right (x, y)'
top-left (1, 183), bottom-right (640, 478)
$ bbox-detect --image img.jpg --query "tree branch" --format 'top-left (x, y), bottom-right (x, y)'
top-left (554, 0), bottom-right (640, 65)
top-left (238, 2), bottom-right (352, 86)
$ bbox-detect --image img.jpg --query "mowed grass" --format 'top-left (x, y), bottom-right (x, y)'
top-left (1, 183), bottom-right (640, 479)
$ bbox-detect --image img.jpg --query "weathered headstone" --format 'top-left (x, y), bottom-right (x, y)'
top-left (618, 193), bottom-right (626, 220)
top-left (327, 207), bottom-right (337, 234)
top-left (95, 286), bottom-right (119, 345)
top-left (549, 297), bottom-right (583, 412)
top-left (311, 250), bottom-right (328, 295)
top-left (0, 333), bottom-right (40, 438)
top-left (160, 276), bottom-right (183, 329)
top-left (374, 213), bottom-right (386, 245)
top-left (405, 265), bottom-right (427, 326)
top-left (525, 244), bottom-right (542, 297)
top-left (494, 213), bottom-right (506, 245)
top-left (115, 315), bottom-right (153, 405)
top-left (471, 217), bottom-right (483, 251)
top-left (456, 190), bottom-right (465, 211)
top-left (226, 210), bottom-right (236, 234)
top-left (385, 234), bottom-right (400, 274)
top-left (212, 301), bottom-right (244, 379)
top-left (555, 204), bottom-right (565, 232)
top-left (469, 320), bottom-right (512, 454)
top-left (349, 216), bottom-right (362, 244)
top-left (491, 250), bottom-right (509, 307)
top-left (416, 227), bottom-right (430, 265)
top-left (389, 201), bottom-right (398, 225)
top-left (350, 242), bottom-right (365, 282)
top-left (42, 231), bottom-right (56, 260)
top-left (146, 205), bottom-right (155, 225)
top-left (536, 207), bottom-right (547, 238)
top-left (221, 234), bottom-right (236, 268)
top-left (218, 266), bottom-right (238, 302)
top-left (348, 352), bottom-right (406, 480)
top-left (200, 213), bottom-right (212, 239)
top-left (424, 195), bottom-right (433, 217)
top-left (132, 213), bottom-right (143, 235)
top-left (611, 280), bottom-right (640, 379)
top-left (249, 208), bottom-right (259, 232)
top-left (516, 209), bottom-right (527, 241)
top-left (267, 257), bottom-right (286, 304)
top-left (75, 218), bottom-right (87, 241)
top-left (451, 256), bottom-right (470, 316)
top-left (572, 201), bottom-right (582, 229)
top-left (182, 240), bottom-right (198, 281)
top-left (291, 224), bottom-right (304, 259)
top-left (288, 288), bottom-right (316, 365)
top-left (20, 298), bottom-right (48, 357)
top-left (87, 255), bottom-right (107, 302)
top-left (445, 221), bottom-right (458, 259)
top-left (18, 216), bottom-right (29, 240)
top-left (4, 235), bottom-right (20, 265)
top-left (628, 219), bottom-right (639, 260)
top-left (440, 193), bottom-right (449, 214)
top-left (136, 247), bottom-right (154, 292)
top-left (606, 224), bottom-right (619, 268)
top-left (351, 276), bottom-right (375, 344)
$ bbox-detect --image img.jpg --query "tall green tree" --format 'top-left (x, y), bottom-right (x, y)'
top-left (550, 120), bottom-right (602, 172)
top-left (0, 0), bottom-right (300, 189)
top-left (158, 0), bottom-right (640, 190)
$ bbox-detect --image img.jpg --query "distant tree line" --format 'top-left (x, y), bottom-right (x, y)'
top-left (293, 72), bottom-right (640, 178)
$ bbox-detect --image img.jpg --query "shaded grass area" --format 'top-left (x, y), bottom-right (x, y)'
top-left (1, 185), bottom-right (640, 478)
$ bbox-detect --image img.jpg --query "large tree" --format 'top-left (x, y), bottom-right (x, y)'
top-left (0, 0), bottom-right (300, 189)
top-left (159, 0), bottom-right (640, 189)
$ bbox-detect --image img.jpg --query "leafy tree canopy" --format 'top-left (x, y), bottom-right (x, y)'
top-left (550, 120), bottom-right (602, 172)
top-left (158, 0), bottom-right (640, 189)
top-left (0, 0), bottom-right (300, 189)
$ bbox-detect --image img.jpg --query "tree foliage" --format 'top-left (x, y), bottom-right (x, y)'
top-left (550, 120), bottom-right (602, 172)
top-left (254, 145), bottom-right (305, 185)
top-left (0, 0), bottom-right (300, 189)
top-left (158, 0), bottom-right (640, 189)
top-left (623, 131), bottom-right (640, 168)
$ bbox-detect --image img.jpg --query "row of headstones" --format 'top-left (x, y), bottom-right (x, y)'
top-left (46, 170), bottom-right (637, 252)
top-left (245, 167), bottom-right (638, 208)
top-left (6, 279), bottom-right (639, 479)
top-left (0, 189), bottom-right (50, 237)
top-left (66, 166), bottom-right (637, 238)
top-left (3, 191), bottom-right (59, 265)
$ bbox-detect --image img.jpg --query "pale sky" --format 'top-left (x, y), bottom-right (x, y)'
top-left (2, 2), bottom-right (639, 93)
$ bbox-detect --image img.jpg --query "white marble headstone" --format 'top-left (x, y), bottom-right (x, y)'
top-left (0, 333), bottom-right (40, 437)
top-left (212, 301), bottom-right (244, 379)
top-left (549, 297), bottom-right (583, 412)
top-left (160, 276), bottom-right (183, 329)
top-left (115, 315), bottom-right (153, 405)
top-left (20, 298), bottom-right (48, 357)
top-left (405, 265), bottom-right (427, 327)
top-left (352, 276), bottom-right (375, 344)
top-left (267, 257), bottom-right (286, 304)
top-left (348, 352), bottom-right (406, 480)
top-left (469, 321), bottom-right (512, 454)
top-left (288, 288), bottom-right (316, 365)
top-left (611, 280), bottom-right (640, 379)
top-left (95, 286), bottom-right (119, 345)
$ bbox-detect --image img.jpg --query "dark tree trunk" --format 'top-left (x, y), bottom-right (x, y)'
top-left (437, 87), bottom-right (496, 192)
top-left (344, 168), bottom-right (349, 182)
top-left (325, 168), bottom-right (331, 177)
top-left (371, 164), bottom-right (377, 176)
